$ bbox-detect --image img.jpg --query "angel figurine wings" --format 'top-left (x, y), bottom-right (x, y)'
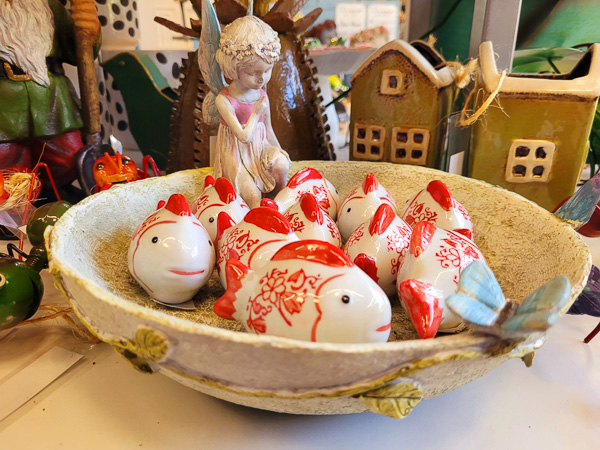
top-left (198, 0), bottom-right (290, 208)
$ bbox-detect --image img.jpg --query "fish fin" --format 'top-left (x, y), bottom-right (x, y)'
top-left (362, 172), bottom-right (378, 194)
top-left (244, 207), bottom-right (292, 234)
top-left (272, 240), bottom-right (353, 267)
top-left (453, 228), bottom-right (472, 240)
top-left (398, 279), bottom-right (443, 339)
top-left (203, 175), bottom-right (215, 190)
top-left (299, 193), bottom-right (324, 225)
top-left (353, 253), bottom-right (379, 283)
top-left (260, 198), bottom-right (279, 210)
top-left (214, 258), bottom-right (249, 320)
top-left (409, 221), bottom-right (436, 258)
top-left (368, 204), bottom-right (395, 236)
top-left (214, 177), bottom-right (237, 204)
top-left (426, 180), bottom-right (453, 211)
top-left (216, 211), bottom-right (236, 244)
top-left (165, 194), bottom-right (191, 216)
top-left (156, 200), bottom-right (166, 210)
top-left (286, 167), bottom-right (324, 189)
top-left (554, 171), bottom-right (600, 229)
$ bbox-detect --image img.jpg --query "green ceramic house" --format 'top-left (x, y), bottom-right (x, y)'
top-left (349, 40), bottom-right (455, 169)
top-left (469, 41), bottom-right (600, 211)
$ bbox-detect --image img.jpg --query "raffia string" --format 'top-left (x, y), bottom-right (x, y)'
top-left (446, 58), bottom-right (479, 90)
top-left (0, 172), bottom-right (41, 212)
top-left (17, 304), bottom-right (102, 343)
top-left (458, 69), bottom-right (508, 127)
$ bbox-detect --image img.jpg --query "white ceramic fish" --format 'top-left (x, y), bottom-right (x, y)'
top-left (401, 180), bottom-right (473, 239)
top-left (214, 240), bottom-right (392, 343)
top-left (272, 167), bottom-right (340, 220)
top-left (215, 206), bottom-right (299, 288)
top-left (283, 193), bottom-right (342, 247)
top-left (128, 194), bottom-right (215, 304)
top-left (396, 221), bottom-right (486, 338)
top-left (191, 175), bottom-right (249, 243)
top-left (344, 204), bottom-right (412, 296)
top-left (337, 172), bottom-right (397, 241)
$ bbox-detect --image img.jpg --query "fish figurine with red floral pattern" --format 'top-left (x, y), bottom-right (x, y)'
top-left (191, 175), bottom-right (249, 243)
top-left (337, 172), bottom-right (397, 241)
top-left (283, 193), bottom-right (342, 247)
top-left (272, 168), bottom-right (340, 220)
top-left (128, 194), bottom-right (215, 304)
top-left (344, 204), bottom-right (412, 296)
top-left (401, 180), bottom-right (473, 239)
top-left (397, 221), bottom-right (486, 338)
top-left (216, 206), bottom-right (299, 288)
top-left (214, 240), bottom-right (392, 343)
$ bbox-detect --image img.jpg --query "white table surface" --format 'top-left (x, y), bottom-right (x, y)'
top-left (1, 237), bottom-right (599, 450)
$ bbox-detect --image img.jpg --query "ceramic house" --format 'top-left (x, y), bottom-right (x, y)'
top-left (349, 40), bottom-right (455, 168)
top-left (469, 41), bottom-right (600, 211)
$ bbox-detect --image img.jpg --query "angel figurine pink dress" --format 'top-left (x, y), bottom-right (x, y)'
top-left (199, 4), bottom-right (290, 208)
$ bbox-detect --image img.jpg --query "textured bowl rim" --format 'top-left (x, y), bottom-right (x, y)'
top-left (47, 163), bottom-right (592, 355)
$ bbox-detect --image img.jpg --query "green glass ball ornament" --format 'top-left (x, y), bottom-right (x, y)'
top-left (0, 258), bottom-right (44, 331)
top-left (26, 200), bottom-right (71, 246)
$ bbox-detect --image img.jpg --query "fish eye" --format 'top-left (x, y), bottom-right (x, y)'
top-left (341, 295), bottom-right (350, 304)
top-left (209, 240), bottom-right (213, 247)
top-left (209, 217), bottom-right (215, 223)
top-left (347, 208), bottom-right (351, 213)
top-left (151, 236), bottom-right (159, 243)
top-left (0, 274), bottom-right (5, 287)
top-left (96, 163), bottom-right (104, 170)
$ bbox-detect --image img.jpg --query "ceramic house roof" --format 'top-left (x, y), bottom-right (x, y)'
top-left (479, 41), bottom-right (600, 99)
top-left (351, 40), bottom-right (455, 89)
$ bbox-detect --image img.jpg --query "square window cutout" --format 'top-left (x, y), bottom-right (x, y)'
top-left (505, 139), bottom-right (555, 183)
top-left (381, 69), bottom-right (404, 95)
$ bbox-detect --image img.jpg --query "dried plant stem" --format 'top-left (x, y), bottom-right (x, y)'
top-left (17, 304), bottom-right (101, 343)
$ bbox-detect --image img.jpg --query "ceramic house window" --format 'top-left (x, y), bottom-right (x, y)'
top-left (505, 139), bottom-right (556, 183)
top-left (380, 69), bottom-right (404, 95)
top-left (390, 127), bottom-right (429, 165)
top-left (353, 124), bottom-right (386, 161)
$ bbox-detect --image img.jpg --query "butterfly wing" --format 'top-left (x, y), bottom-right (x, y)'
top-left (446, 261), bottom-right (506, 328)
top-left (554, 171), bottom-right (600, 229)
top-left (198, 0), bottom-right (226, 125)
top-left (501, 275), bottom-right (571, 338)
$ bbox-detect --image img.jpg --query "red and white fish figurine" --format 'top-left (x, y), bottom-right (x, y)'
top-left (344, 204), bottom-right (412, 296)
top-left (283, 193), bottom-right (342, 247)
top-left (401, 180), bottom-right (473, 239)
top-left (273, 167), bottom-right (340, 220)
top-left (191, 176), bottom-right (249, 243)
top-left (214, 240), bottom-right (392, 343)
top-left (215, 206), bottom-right (299, 288)
top-left (397, 221), bottom-right (486, 339)
top-left (337, 172), bottom-right (397, 241)
top-left (128, 194), bottom-right (215, 304)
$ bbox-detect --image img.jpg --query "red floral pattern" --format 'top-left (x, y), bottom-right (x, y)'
top-left (387, 224), bottom-right (412, 276)
top-left (217, 228), bottom-right (260, 269)
top-left (404, 201), bottom-right (438, 227)
top-left (246, 268), bottom-right (321, 334)
top-left (344, 224), bottom-right (365, 251)
top-left (293, 183), bottom-right (332, 212)
top-left (284, 212), bottom-right (305, 233)
top-left (327, 221), bottom-right (341, 242)
top-left (435, 231), bottom-right (481, 282)
top-left (455, 202), bottom-right (472, 223)
top-left (191, 194), bottom-right (209, 215)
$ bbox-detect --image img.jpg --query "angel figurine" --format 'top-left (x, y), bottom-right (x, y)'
top-left (199, 1), bottom-right (290, 208)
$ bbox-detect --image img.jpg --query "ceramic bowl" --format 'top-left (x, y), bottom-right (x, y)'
top-left (47, 161), bottom-right (591, 418)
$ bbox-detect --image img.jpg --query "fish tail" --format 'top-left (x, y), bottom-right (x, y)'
top-left (214, 258), bottom-right (250, 320)
top-left (398, 279), bottom-right (443, 339)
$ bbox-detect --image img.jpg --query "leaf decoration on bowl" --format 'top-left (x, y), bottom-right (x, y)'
top-left (110, 326), bottom-right (170, 373)
top-left (446, 261), bottom-right (571, 340)
top-left (357, 381), bottom-right (423, 419)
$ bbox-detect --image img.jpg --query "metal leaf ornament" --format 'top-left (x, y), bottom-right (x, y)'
top-left (554, 171), bottom-right (600, 229)
top-left (446, 261), bottom-right (571, 340)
